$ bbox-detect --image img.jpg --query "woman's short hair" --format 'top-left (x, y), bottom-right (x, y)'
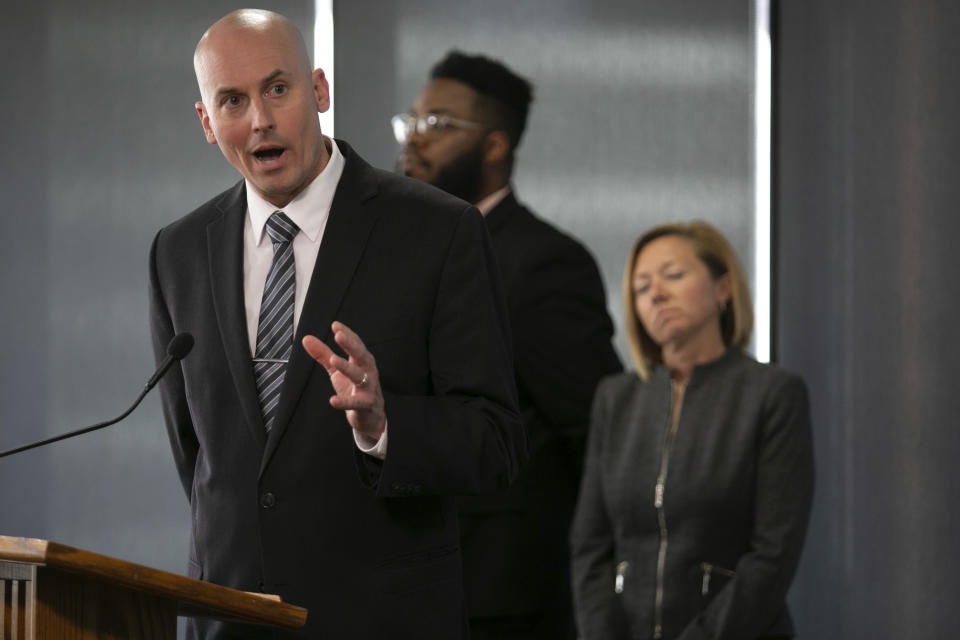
top-left (623, 220), bottom-right (753, 380)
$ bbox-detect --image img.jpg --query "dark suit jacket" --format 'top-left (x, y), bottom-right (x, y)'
top-left (457, 193), bottom-right (622, 636)
top-left (149, 141), bottom-right (525, 639)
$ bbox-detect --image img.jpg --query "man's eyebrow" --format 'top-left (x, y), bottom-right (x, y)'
top-left (413, 107), bottom-right (456, 116)
top-left (259, 69), bottom-right (286, 88)
top-left (214, 70), bottom-right (287, 98)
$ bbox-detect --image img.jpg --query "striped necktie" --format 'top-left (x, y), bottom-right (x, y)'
top-left (254, 211), bottom-right (299, 432)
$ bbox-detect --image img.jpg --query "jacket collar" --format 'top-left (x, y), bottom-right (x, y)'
top-left (651, 347), bottom-right (745, 388)
top-left (481, 190), bottom-right (521, 237)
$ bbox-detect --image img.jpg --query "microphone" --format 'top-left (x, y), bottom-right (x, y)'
top-left (146, 332), bottom-right (194, 391)
top-left (0, 332), bottom-right (194, 459)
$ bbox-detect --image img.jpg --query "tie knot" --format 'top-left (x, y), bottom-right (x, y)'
top-left (265, 211), bottom-right (299, 245)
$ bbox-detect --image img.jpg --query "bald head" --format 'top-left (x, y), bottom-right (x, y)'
top-left (194, 9), bottom-right (312, 103)
top-left (191, 8), bottom-right (331, 208)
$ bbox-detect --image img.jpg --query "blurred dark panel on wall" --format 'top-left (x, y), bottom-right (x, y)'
top-left (777, 1), bottom-right (960, 637)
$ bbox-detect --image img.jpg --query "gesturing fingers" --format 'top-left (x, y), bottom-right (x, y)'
top-left (302, 323), bottom-right (386, 440)
top-left (325, 350), bottom-right (372, 391)
top-left (331, 321), bottom-right (376, 371)
top-left (302, 331), bottom-right (374, 390)
top-left (329, 386), bottom-right (379, 411)
top-left (302, 334), bottom-right (337, 375)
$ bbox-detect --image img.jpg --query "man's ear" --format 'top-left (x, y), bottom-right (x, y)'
top-left (195, 102), bottom-right (217, 145)
top-left (312, 68), bottom-right (331, 113)
top-left (482, 130), bottom-right (511, 165)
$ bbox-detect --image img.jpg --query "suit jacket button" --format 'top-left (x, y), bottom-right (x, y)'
top-left (260, 492), bottom-right (277, 509)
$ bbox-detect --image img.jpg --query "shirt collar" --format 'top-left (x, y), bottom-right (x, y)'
top-left (475, 185), bottom-right (511, 216)
top-left (246, 137), bottom-right (346, 246)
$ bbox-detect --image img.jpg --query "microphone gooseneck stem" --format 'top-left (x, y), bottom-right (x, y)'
top-left (0, 331), bottom-right (193, 460)
top-left (0, 387), bottom-right (150, 459)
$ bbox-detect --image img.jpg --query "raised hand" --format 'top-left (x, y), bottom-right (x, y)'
top-left (302, 321), bottom-right (386, 440)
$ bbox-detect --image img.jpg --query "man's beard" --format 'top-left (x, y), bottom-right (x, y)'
top-left (426, 143), bottom-right (486, 204)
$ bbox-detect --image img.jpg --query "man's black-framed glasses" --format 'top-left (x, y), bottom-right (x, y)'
top-left (391, 112), bottom-right (484, 144)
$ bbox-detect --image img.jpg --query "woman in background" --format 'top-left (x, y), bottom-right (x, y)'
top-left (571, 221), bottom-right (813, 640)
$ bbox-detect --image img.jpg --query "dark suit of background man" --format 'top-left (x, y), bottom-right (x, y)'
top-left (149, 11), bottom-right (525, 639)
top-left (395, 51), bottom-right (623, 640)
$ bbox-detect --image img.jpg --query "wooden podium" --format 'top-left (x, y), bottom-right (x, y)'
top-left (0, 536), bottom-right (307, 639)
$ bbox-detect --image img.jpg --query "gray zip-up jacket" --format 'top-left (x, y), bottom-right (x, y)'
top-left (571, 349), bottom-right (814, 640)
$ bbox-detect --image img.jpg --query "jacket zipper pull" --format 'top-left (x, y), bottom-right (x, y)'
top-left (701, 563), bottom-right (712, 595)
top-left (654, 481), bottom-right (664, 508)
top-left (615, 561), bottom-right (629, 594)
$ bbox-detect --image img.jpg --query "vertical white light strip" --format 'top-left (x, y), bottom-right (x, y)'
top-left (314, 0), bottom-right (335, 137)
top-left (754, 0), bottom-right (772, 362)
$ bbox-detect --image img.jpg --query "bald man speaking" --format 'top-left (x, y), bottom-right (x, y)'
top-left (149, 9), bottom-right (524, 639)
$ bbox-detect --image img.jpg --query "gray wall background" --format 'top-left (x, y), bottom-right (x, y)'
top-left (777, 0), bottom-right (960, 637)
top-left (336, 0), bottom-right (759, 360)
top-left (3, 1), bottom-right (958, 638)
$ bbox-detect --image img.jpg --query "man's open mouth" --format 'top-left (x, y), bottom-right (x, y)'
top-left (253, 147), bottom-right (285, 161)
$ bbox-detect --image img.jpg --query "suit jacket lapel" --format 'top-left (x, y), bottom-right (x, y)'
top-left (261, 141), bottom-right (380, 475)
top-left (207, 182), bottom-right (269, 450)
